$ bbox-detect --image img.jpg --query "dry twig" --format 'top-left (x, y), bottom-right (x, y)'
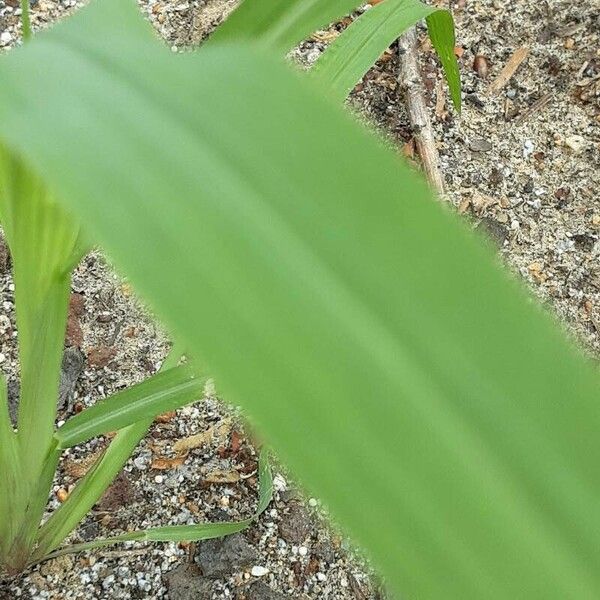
top-left (489, 46), bottom-right (530, 94)
top-left (397, 28), bottom-right (445, 195)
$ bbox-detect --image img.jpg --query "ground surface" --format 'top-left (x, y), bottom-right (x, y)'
top-left (0, 0), bottom-right (599, 598)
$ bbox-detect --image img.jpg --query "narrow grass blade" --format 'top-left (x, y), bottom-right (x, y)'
top-left (210, 0), bottom-right (362, 53)
top-left (55, 365), bottom-right (206, 448)
top-left (310, 0), bottom-right (460, 109)
top-left (34, 345), bottom-right (189, 559)
top-left (9, 444), bottom-right (61, 569)
top-left (426, 10), bottom-right (461, 111)
top-left (38, 450), bottom-right (272, 561)
top-left (33, 420), bottom-right (150, 559)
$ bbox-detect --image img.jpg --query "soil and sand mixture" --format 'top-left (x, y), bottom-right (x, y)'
top-left (0, 0), bottom-right (598, 598)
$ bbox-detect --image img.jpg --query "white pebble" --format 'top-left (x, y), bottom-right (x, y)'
top-left (298, 546), bottom-right (308, 557)
top-left (251, 566), bottom-right (269, 577)
top-left (273, 473), bottom-right (287, 491)
top-left (154, 475), bottom-right (164, 484)
top-left (308, 498), bottom-right (318, 507)
top-left (565, 135), bottom-right (586, 153)
top-left (0, 31), bottom-right (13, 46)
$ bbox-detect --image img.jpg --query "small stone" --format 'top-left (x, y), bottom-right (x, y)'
top-left (473, 55), bottom-right (489, 78)
top-left (133, 450), bottom-right (151, 470)
top-left (165, 564), bottom-right (212, 600)
top-left (468, 137), bottom-right (493, 153)
top-left (272, 473), bottom-right (287, 492)
top-left (0, 31), bottom-right (13, 46)
top-left (154, 475), bottom-right (164, 484)
top-left (96, 311), bottom-right (112, 323)
top-left (251, 566), bottom-right (269, 577)
top-left (564, 135), bottom-right (586, 153)
top-left (523, 140), bottom-right (535, 158)
top-left (196, 533), bottom-right (258, 577)
top-left (477, 217), bottom-right (509, 246)
top-left (246, 581), bottom-right (288, 600)
top-left (39, 555), bottom-right (73, 579)
top-left (278, 502), bottom-right (311, 544)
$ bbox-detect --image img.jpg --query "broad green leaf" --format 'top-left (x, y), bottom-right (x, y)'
top-left (55, 365), bottom-right (206, 448)
top-left (210, 0), bottom-right (362, 52)
top-left (1, 1), bottom-right (600, 597)
top-left (38, 449), bottom-right (272, 561)
top-left (312, 0), bottom-right (460, 109)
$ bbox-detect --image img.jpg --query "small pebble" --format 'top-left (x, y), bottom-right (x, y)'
top-left (251, 566), bottom-right (269, 577)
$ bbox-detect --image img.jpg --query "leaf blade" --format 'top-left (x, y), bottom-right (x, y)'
top-left (311, 0), bottom-right (461, 109)
top-left (55, 365), bottom-right (206, 448)
top-left (311, 0), bottom-right (433, 104)
top-left (0, 2), bottom-right (599, 596)
top-left (210, 0), bottom-right (362, 52)
top-left (38, 450), bottom-right (272, 560)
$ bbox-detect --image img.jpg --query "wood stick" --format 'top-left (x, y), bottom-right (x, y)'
top-left (397, 28), bottom-right (445, 195)
top-left (488, 46), bottom-right (529, 94)
top-left (513, 92), bottom-right (553, 126)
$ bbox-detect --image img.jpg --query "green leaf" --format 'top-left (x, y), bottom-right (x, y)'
top-left (312, 0), bottom-right (456, 106)
top-left (1, 1), bottom-right (600, 597)
top-left (55, 365), bottom-right (206, 448)
top-left (0, 144), bottom-right (79, 555)
top-left (35, 345), bottom-right (188, 559)
top-left (38, 450), bottom-right (273, 561)
top-left (0, 374), bottom-right (20, 561)
top-left (210, 0), bottom-right (362, 52)
top-left (426, 9), bottom-right (461, 111)
top-left (34, 420), bottom-right (150, 558)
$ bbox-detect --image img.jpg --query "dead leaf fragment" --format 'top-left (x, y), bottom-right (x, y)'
top-left (528, 262), bottom-right (547, 284)
top-left (202, 469), bottom-right (240, 484)
top-left (151, 453), bottom-right (188, 470)
top-left (155, 410), bottom-right (176, 424)
top-left (64, 448), bottom-right (105, 479)
top-left (471, 191), bottom-right (498, 213)
top-left (173, 418), bottom-right (232, 453)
